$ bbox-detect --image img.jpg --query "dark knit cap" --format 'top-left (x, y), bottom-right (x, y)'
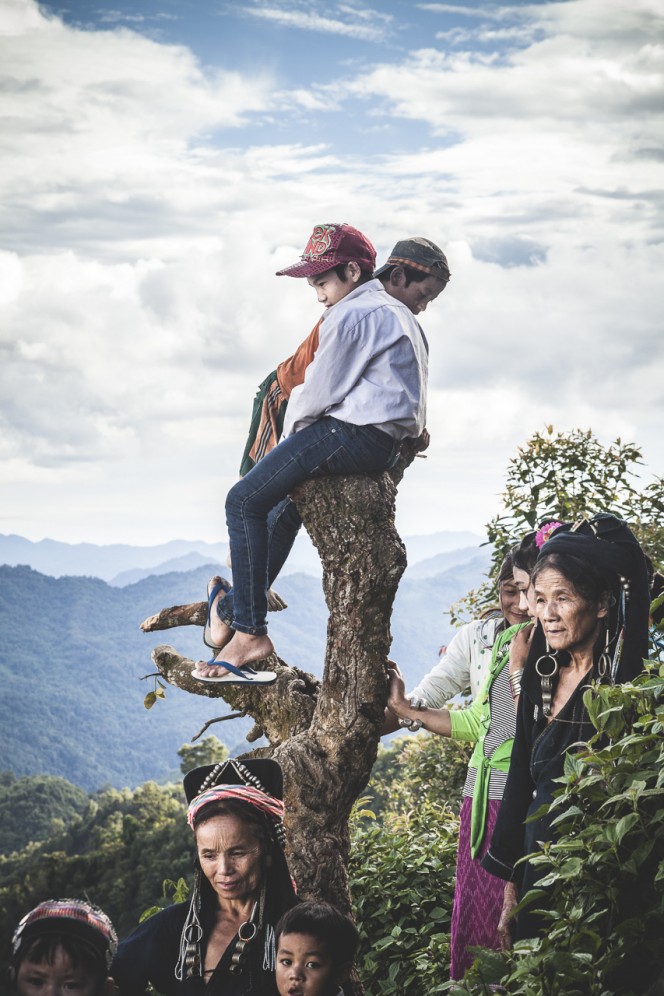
top-left (374, 236), bottom-right (450, 282)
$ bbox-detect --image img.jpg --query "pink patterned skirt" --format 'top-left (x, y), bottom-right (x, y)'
top-left (450, 796), bottom-right (505, 980)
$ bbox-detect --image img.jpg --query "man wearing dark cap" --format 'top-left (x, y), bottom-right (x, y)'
top-left (375, 236), bottom-right (450, 316)
top-left (196, 223), bottom-right (449, 683)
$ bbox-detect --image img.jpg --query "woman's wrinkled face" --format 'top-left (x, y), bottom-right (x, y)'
top-left (499, 575), bottom-right (530, 626)
top-left (196, 813), bottom-right (264, 905)
top-left (16, 947), bottom-right (107, 996)
top-left (511, 566), bottom-right (535, 620)
top-left (533, 567), bottom-right (607, 654)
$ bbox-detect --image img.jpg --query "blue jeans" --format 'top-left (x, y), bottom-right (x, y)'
top-left (220, 417), bottom-right (398, 635)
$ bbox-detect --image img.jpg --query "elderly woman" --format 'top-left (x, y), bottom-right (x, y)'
top-left (387, 536), bottom-right (548, 979)
top-left (483, 513), bottom-right (650, 942)
top-left (111, 758), bottom-right (298, 995)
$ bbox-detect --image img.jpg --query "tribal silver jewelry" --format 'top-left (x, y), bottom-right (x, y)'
top-left (398, 695), bottom-right (426, 731)
top-left (535, 643), bottom-right (559, 717)
top-left (508, 668), bottom-right (524, 699)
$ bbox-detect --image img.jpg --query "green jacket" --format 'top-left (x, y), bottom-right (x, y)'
top-left (449, 622), bottom-right (527, 858)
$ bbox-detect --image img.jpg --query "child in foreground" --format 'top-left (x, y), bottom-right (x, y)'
top-left (275, 901), bottom-right (359, 996)
top-left (9, 898), bottom-right (117, 996)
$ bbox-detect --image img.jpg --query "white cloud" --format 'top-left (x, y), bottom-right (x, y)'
top-left (416, 3), bottom-right (517, 19)
top-left (0, 3), bottom-right (274, 254)
top-left (0, 0), bottom-right (662, 545)
top-left (241, 1), bottom-right (393, 42)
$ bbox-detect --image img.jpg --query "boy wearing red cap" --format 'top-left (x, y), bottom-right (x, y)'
top-left (195, 223), bottom-right (432, 685)
top-left (239, 234), bottom-right (450, 476)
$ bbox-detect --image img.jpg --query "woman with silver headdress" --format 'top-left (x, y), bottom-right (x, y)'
top-left (482, 513), bottom-right (650, 943)
top-left (111, 758), bottom-right (298, 995)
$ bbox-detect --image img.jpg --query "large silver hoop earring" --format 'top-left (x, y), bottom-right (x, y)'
top-left (597, 624), bottom-right (611, 680)
top-left (535, 643), bottom-right (559, 717)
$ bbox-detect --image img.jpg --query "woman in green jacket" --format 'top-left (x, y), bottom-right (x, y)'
top-left (387, 532), bottom-right (545, 978)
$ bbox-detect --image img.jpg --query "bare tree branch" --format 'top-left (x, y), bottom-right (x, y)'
top-left (191, 713), bottom-right (247, 741)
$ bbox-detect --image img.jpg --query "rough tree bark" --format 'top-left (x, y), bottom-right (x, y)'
top-left (142, 441), bottom-right (420, 914)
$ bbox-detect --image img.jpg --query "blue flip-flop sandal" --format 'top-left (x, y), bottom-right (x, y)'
top-left (191, 661), bottom-right (277, 685)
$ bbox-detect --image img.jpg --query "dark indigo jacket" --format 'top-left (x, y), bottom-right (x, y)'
top-left (111, 900), bottom-right (278, 996)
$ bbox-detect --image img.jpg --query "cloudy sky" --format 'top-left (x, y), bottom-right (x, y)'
top-left (1, 0), bottom-right (662, 547)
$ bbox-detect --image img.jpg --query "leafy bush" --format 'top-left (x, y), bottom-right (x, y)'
top-left (177, 735), bottom-right (229, 774)
top-left (445, 665), bottom-right (664, 995)
top-left (367, 732), bottom-right (470, 819)
top-left (450, 427), bottom-right (664, 624)
top-left (350, 799), bottom-right (459, 995)
top-left (349, 731), bottom-right (469, 992)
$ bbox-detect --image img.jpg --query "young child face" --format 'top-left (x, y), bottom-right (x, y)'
top-left (306, 267), bottom-right (355, 308)
top-left (15, 945), bottom-right (107, 996)
top-left (275, 931), bottom-right (342, 996)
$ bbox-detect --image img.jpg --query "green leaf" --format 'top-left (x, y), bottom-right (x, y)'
top-left (138, 904), bottom-right (162, 922)
top-left (614, 812), bottom-right (640, 844)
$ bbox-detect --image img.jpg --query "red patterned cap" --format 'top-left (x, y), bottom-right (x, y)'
top-left (276, 223), bottom-right (376, 278)
top-left (11, 899), bottom-right (118, 970)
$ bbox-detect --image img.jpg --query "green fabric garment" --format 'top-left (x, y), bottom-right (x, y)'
top-left (469, 736), bottom-right (513, 859)
top-left (450, 622), bottom-right (528, 859)
top-left (238, 370), bottom-right (284, 477)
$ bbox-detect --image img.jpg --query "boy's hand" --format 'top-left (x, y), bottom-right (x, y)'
top-left (415, 428), bottom-right (430, 452)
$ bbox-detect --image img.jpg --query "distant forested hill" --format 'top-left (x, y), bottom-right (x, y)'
top-left (0, 547), bottom-right (490, 791)
top-left (0, 772), bottom-right (88, 855)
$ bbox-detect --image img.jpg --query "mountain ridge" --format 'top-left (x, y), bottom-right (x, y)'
top-left (0, 530), bottom-right (484, 582)
top-left (0, 543), bottom-right (491, 792)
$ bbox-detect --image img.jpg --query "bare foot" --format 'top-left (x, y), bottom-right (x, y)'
top-left (266, 588), bottom-right (288, 612)
top-left (195, 632), bottom-right (275, 678)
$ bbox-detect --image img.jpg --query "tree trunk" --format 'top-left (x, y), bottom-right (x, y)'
top-left (144, 442), bottom-right (420, 919)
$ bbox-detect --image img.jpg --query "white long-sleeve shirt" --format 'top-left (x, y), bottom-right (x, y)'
top-left (409, 617), bottom-right (504, 707)
top-left (282, 279), bottom-right (428, 441)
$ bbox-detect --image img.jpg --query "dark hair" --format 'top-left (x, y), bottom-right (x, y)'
top-left (531, 550), bottom-right (614, 608)
top-left (378, 263), bottom-right (440, 287)
top-left (14, 934), bottom-right (107, 983)
top-left (512, 532), bottom-right (539, 574)
top-left (332, 262), bottom-right (373, 281)
top-left (191, 795), bottom-right (297, 931)
top-left (497, 552), bottom-right (515, 586)
top-left (275, 901), bottom-right (359, 966)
